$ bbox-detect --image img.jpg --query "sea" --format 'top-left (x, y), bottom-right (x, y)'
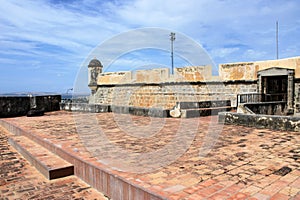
top-left (0, 92), bottom-right (89, 101)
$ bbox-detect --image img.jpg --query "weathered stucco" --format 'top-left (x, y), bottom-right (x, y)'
top-left (97, 71), bottom-right (131, 85)
top-left (219, 56), bottom-right (300, 80)
top-left (219, 62), bottom-right (258, 81)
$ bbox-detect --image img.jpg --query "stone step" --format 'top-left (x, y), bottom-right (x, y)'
top-left (176, 100), bottom-right (231, 109)
top-left (181, 106), bottom-right (232, 118)
top-left (111, 105), bottom-right (169, 118)
top-left (8, 136), bottom-right (74, 180)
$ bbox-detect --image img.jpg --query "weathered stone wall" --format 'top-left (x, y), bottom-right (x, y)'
top-left (0, 97), bottom-right (30, 117)
top-left (244, 102), bottom-right (287, 115)
top-left (34, 95), bottom-right (61, 112)
top-left (219, 112), bottom-right (300, 132)
top-left (294, 80), bottom-right (300, 114)
top-left (0, 95), bottom-right (61, 118)
top-left (91, 56), bottom-right (300, 110)
top-left (219, 62), bottom-right (259, 81)
top-left (92, 81), bottom-right (257, 109)
top-left (96, 66), bottom-right (220, 85)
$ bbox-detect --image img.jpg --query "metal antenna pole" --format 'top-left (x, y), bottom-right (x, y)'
top-left (170, 32), bottom-right (176, 74)
top-left (276, 21), bottom-right (279, 59)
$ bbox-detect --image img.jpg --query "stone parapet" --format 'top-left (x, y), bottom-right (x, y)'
top-left (0, 95), bottom-right (61, 117)
top-left (219, 112), bottom-right (300, 131)
top-left (220, 56), bottom-right (300, 80)
top-left (60, 103), bottom-right (111, 113)
top-left (97, 65), bottom-right (219, 85)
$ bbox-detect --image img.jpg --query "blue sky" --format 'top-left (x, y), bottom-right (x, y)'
top-left (0, 0), bottom-right (300, 94)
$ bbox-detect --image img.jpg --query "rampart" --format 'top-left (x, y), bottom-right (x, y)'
top-left (89, 56), bottom-right (300, 113)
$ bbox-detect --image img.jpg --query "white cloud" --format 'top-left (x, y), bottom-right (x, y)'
top-left (0, 0), bottom-right (300, 93)
top-left (242, 49), bottom-right (268, 61)
top-left (211, 47), bottom-right (240, 58)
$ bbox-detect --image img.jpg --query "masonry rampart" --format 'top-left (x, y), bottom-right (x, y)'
top-left (89, 56), bottom-right (300, 112)
top-left (91, 81), bottom-right (257, 109)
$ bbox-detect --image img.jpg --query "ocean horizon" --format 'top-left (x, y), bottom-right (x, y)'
top-left (0, 92), bottom-right (90, 99)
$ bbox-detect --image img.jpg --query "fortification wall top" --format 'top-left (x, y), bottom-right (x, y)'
top-left (97, 65), bottom-right (220, 85)
top-left (219, 56), bottom-right (300, 80)
top-left (96, 56), bottom-right (300, 85)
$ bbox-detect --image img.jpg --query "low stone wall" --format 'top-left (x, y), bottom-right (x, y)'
top-left (60, 103), bottom-right (169, 118)
top-left (0, 97), bottom-right (30, 117)
top-left (111, 105), bottom-right (169, 118)
top-left (60, 103), bottom-right (110, 113)
top-left (34, 95), bottom-right (61, 112)
top-left (0, 95), bottom-right (61, 118)
top-left (219, 112), bottom-right (300, 132)
top-left (244, 101), bottom-right (288, 115)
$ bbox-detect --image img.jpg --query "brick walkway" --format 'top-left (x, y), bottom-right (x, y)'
top-left (1, 111), bottom-right (300, 199)
top-left (0, 126), bottom-right (108, 200)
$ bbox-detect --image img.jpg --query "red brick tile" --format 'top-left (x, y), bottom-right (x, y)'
top-left (184, 185), bottom-right (203, 194)
top-left (227, 192), bottom-right (249, 200)
top-left (222, 183), bottom-right (244, 195)
top-left (291, 177), bottom-right (300, 189)
top-left (198, 179), bottom-right (217, 188)
top-left (186, 193), bottom-right (207, 200)
top-left (169, 191), bottom-right (189, 200)
top-left (197, 184), bottom-right (224, 198)
top-left (270, 193), bottom-right (290, 200)
top-left (260, 180), bottom-right (289, 196)
top-left (252, 193), bottom-right (270, 200)
top-left (208, 191), bottom-right (231, 200)
top-left (293, 193), bottom-right (300, 200)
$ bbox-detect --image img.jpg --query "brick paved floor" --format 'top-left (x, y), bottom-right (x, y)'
top-left (0, 125), bottom-right (108, 200)
top-left (1, 111), bottom-right (300, 199)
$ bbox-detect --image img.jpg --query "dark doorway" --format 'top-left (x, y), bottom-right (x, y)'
top-left (257, 67), bottom-right (294, 113)
top-left (262, 75), bottom-right (287, 101)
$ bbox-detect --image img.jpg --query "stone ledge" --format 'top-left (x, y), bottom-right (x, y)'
top-left (60, 103), bottom-right (111, 113)
top-left (177, 100), bottom-right (231, 109)
top-left (9, 135), bottom-right (74, 180)
top-left (218, 112), bottom-right (300, 132)
top-left (60, 103), bottom-right (170, 118)
top-left (96, 79), bottom-right (257, 87)
top-left (181, 107), bottom-right (231, 118)
top-left (111, 105), bottom-right (170, 118)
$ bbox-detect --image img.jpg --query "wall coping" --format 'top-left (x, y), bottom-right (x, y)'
top-left (219, 112), bottom-right (300, 132)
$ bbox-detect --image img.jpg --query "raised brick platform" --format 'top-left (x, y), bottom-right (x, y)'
top-left (1, 111), bottom-right (300, 200)
top-left (0, 125), bottom-right (108, 199)
top-left (9, 135), bottom-right (74, 180)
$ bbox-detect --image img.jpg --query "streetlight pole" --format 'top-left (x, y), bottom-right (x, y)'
top-left (276, 21), bottom-right (279, 59)
top-left (170, 32), bottom-right (175, 74)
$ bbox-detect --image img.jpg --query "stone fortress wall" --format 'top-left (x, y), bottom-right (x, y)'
top-left (89, 56), bottom-right (300, 112)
